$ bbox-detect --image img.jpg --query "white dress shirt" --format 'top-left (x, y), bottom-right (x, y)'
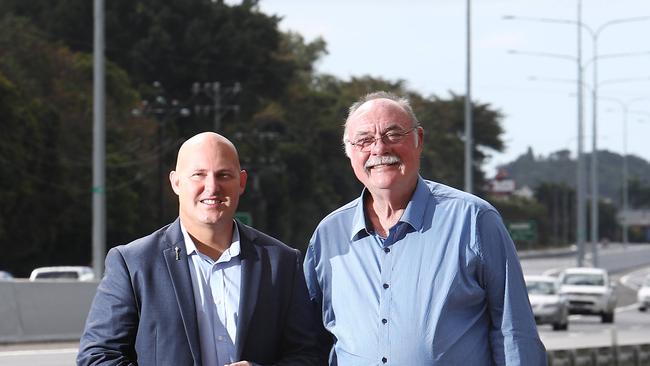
top-left (182, 222), bottom-right (241, 366)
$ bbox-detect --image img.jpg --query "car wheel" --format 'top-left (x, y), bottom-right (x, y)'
top-left (601, 311), bottom-right (614, 323)
top-left (552, 321), bottom-right (568, 331)
top-left (640, 306), bottom-right (647, 312)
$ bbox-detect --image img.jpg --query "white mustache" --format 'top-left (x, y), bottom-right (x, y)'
top-left (364, 155), bottom-right (402, 169)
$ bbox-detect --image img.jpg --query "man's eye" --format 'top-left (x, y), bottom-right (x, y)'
top-left (356, 137), bottom-right (375, 146)
top-left (385, 132), bottom-right (401, 141)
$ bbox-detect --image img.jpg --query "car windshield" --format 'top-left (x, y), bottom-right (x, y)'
top-left (562, 273), bottom-right (604, 286)
top-left (36, 271), bottom-right (79, 279)
top-left (527, 281), bottom-right (556, 295)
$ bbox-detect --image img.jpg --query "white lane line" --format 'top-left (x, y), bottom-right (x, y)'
top-left (620, 267), bottom-right (650, 291)
top-left (0, 348), bottom-right (78, 357)
top-left (616, 303), bottom-right (640, 313)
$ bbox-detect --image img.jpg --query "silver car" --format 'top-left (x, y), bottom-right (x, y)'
top-left (525, 275), bottom-right (569, 331)
top-left (558, 267), bottom-right (617, 323)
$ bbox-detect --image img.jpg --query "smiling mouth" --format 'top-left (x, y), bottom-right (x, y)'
top-left (366, 162), bottom-right (400, 172)
top-left (200, 198), bottom-right (225, 205)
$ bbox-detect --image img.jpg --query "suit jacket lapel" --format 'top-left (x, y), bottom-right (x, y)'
top-left (235, 222), bottom-right (261, 360)
top-left (162, 219), bottom-right (202, 365)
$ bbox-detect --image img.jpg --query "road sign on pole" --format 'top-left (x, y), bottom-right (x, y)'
top-left (507, 221), bottom-right (538, 243)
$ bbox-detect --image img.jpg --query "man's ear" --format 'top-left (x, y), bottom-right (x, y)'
top-left (169, 171), bottom-right (180, 195)
top-left (415, 126), bottom-right (424, 149)
top-left (239, 169), bottom-right (248, 195)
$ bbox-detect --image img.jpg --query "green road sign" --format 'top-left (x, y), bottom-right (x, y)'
top-left (235, 211), bottom-right (253, 226)
top-left (507, 221), bottom-right (538, 242)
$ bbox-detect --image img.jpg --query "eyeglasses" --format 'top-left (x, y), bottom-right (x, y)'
top-left (346, 127), bottom-right (418, 151)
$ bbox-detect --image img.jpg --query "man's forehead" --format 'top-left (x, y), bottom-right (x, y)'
top-left (349, 100), bottom-right (411, 132)
top-left (177, 142), bottom-right (240, 170)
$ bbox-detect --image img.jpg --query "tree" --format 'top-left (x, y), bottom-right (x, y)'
top-left (0, 15), bottom-right (154, 276)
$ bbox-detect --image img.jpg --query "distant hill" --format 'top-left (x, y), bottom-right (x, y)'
top-left (498, 147), bottom-right (650, 206)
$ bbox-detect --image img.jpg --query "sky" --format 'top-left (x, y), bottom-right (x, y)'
top-left (256, 0), bottom-right (650, 177)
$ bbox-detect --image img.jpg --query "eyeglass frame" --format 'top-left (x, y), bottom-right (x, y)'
top-left (345, 126), bottom-right (419, 151)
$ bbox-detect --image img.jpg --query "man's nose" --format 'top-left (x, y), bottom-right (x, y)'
top-left (204, 174), bottom-right (220, 193)
top-left (369, 136), bottom-right (389, 154)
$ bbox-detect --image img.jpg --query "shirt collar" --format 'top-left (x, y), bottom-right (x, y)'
top-left (350, 175), bottom-right (429, 241)
top-left (180, 220), bottom-right (241, 262)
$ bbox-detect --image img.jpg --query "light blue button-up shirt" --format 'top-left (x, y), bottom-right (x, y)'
top-left (304, 177), bottom-right (546, 365)
top-left (182, 222), bottom-right (241, 366)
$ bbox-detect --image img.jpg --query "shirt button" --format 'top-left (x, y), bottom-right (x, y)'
top-left (383, 283), bottom-right (389, 289)
top-left (382, 318), bottom-right (387, 324)
top-left (382, 357), bottom-right (388, 363)
top-left (384, 247), bottom-right (390, 253)
top-left (217, 335), bottom-right (224, 341)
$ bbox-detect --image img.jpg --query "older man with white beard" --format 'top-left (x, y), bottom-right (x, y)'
top-left (304, 91), bottom-right (546, 365)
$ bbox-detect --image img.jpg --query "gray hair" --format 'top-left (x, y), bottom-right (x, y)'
top-left (342, 91), bottom-right (420, 156)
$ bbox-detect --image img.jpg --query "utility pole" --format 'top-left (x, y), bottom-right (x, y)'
top-left (92, 0), bottom-right (106, 278)
top-left (191, 82), bottom-right (241, 132)
top-left (132, 82), bottom-right (190, 225)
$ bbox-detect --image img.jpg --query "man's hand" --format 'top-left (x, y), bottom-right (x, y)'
top-left (226, 362), bottom-right (251, 366)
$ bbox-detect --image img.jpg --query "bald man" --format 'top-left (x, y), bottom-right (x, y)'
top-left (79, 132), bottom-right (323, 366)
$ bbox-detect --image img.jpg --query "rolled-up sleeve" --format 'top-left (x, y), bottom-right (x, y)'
top-left (477, 210), bottom-right (547, 366)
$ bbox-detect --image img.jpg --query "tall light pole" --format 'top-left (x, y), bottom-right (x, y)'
top-left (464, 0), bottom-right (473, 193)
top-left (503, 8), bottom-right (650, 267)
top-left (585, 16), bottom-right (650, 266)
top-left (504, 9), bottom-right (587, 266)
top-left (92, 0), bottom-right (106, 278)
top-left (602, 97), bottom-right (649, 246)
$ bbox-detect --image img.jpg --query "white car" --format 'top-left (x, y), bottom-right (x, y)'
top-left (525, 275), bottom-right (569, 331)
top-left (558, 267), bottom-right (617, 323)
top-left (29, 266), bottom-right (95, 281)
top-left (638, 274), bottom-right (650, 312)
top-left (0, 270), bottom-right (13, 280)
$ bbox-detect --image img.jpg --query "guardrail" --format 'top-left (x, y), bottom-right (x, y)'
top-left (547, 344), bottom-right (650, 366)
top-left (0, 279), bottom-right (98, 343)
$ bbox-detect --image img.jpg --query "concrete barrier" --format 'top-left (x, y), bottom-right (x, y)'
top-left (0, 280), bottom-right (98, 343)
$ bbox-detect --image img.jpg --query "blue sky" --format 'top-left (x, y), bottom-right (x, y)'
top-left (257, 0), bottom-right (650, 177)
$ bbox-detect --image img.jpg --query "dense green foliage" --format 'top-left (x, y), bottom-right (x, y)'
top-left (498, 147), bottom-right (650, 245)
top-left (0, 1), bottom-right (509, 276)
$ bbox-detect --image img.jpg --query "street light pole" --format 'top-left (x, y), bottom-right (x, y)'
top-left (503, 8), bottom-right (650, 267)
top-left (464, 0), bottom-right (473, 194)
top-left (601, 97), bottom-right (649, 246)
top-left (586, 17), bottom-right (650, 266)
top-left (92, 0), bottom-right (106, 278)
top-left (576, 0), bottom-right (586, 267)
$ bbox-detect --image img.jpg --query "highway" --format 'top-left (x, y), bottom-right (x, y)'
top-left (521, 243), bottom-right (650, 351)
top-left (1, 244), bottom-right (649, 365)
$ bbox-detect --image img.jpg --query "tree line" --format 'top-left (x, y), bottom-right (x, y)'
top-left (1, 0), bottom-right (575, 276)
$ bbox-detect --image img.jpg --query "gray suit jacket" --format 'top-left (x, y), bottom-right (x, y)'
top-left (78, 219), bottom-right (322, 365)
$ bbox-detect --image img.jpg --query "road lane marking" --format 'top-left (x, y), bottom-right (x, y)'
top-left (620, 267), bottom-right (650, 291)
top-left (616, 303), bottom-right (640, 312)
top-left (0, 348), bottom-right (78, 357)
